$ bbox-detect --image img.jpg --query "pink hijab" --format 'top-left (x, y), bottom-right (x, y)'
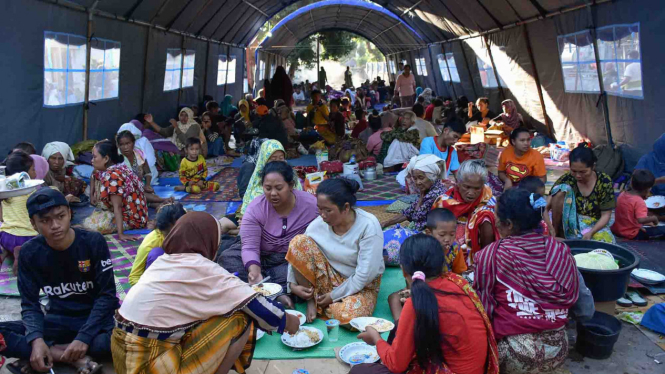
top-left (30, 155), bottom-right (49, 180)
top-left (500, 99), bottom-right (523, 128)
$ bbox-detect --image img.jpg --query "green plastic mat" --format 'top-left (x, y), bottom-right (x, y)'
top-left (253, 266), bottom-right (405, 360)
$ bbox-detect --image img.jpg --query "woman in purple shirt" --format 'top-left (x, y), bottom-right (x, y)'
top-left (220, 161), bottom-right (318, 308)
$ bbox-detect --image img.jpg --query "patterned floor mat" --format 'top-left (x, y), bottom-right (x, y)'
top-left (180, 167), bottom-right (241, 202)
top-left (105, 233), bottom-right (146, 303)
top-left (355, 175), bottom-right (406, 201)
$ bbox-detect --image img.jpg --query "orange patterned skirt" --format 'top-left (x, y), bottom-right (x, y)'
top-left (286, 235), bottom-right (381, 324)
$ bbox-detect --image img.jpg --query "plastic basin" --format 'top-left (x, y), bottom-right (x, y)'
top-left (563, 240), bottom-right (639, 302)
top-left (575, 311), bottom-right (622, 359)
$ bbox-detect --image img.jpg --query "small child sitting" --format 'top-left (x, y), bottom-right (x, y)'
top-left (520, 176), bottom-right (555, 236)
top-left (388, 208), bottom-right (467, 321)
top-left (176, 137), bottom-right (221, 194)
top-left (612, 170), bottom-right (660, 240)
top-left (0, 151), bottom-right (39, 275)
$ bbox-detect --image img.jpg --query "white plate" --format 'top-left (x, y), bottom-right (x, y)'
top-left (646, 196), bottom-right (665, 209)
top-left (339, 342), bottom-right (380, 365)
top-left (281, 326), bottom-right (323, 349)
top-left (286, 310), bottom-right (306, 325)
top-left (252, 283), bottom-right (282, 299)
top-left (350, 317), bottom-right (395, 333)
top-left (631, 269), bottom-right (665, 284)
top-left (0, 180), bottom-right (43, 199)
top-left (256, 329), bottom-right (265, 340)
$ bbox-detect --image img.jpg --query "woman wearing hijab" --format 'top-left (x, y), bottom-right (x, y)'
top-left (111, 212), bottom-right (300, 374)
top-left (147, 108), bottom-right (207, 156)
top-left (381, 155), bottom-right (451, 231)
top-left (491, 99), bottom-right (523, 130)
top-left (636, 134), bottom-right (665, 197)
top-left (220, 94), bottom-right (238, 117)
top-left (239, 140), bottom-right (303, 217)
top-left (418, 88), bottom-right (433, 106)
top-left (41, 141), bottom-right (87, 197)
top-left (118, 122), bottom-right (159, 185)
top-left (266, 66), bottom-right (294, 108)
top-left (29, 155), bottom-right (48, 180)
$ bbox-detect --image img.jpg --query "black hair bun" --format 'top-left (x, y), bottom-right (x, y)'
top-left (340, 177), bottom-right (360, 194)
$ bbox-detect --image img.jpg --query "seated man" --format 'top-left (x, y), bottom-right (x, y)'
top-left (419, 118), bottom-right (466, 178)
top-left (0, 188), bottom-right (118, 374)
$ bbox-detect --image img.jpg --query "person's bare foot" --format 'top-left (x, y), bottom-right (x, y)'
top-left (276, 295), bottom-right (294, 309)
top-left (72, 357), bottom-right (102, 374)
top-left (306, 298), bottom-right (317, 323)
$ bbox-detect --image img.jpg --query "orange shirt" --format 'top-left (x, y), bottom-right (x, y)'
top-left (376, 277), bottom-right (490, 374)
top-left (451, 245), bottom-right (468, 274)
top-left (498, 146), bottom-right (546, 184)
top-left (611, 192), bottom-right (648, 239)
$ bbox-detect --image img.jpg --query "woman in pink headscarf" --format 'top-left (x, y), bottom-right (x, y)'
top-left (491, 99), bottom-right (523, 129)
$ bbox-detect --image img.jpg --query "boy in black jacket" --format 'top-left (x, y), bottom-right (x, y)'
top-left (0, 188), bottom-right (118, 374)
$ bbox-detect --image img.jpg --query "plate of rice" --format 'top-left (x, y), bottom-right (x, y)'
top-left (350, 317), bottom-right (395, 333)
top-left (251, 283), bottom-right (282, 299)
top-left (281, 326), bottom-right (323, 349)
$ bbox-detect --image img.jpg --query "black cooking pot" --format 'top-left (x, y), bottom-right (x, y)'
top-left (563, 240), bottom-right (640, 302)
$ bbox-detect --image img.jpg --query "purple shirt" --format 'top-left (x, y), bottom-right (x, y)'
top-left (241, 190), bottom-right (319, 269)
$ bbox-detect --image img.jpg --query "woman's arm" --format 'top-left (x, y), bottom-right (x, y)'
top-left (479, 221), bottom-right (496, 249)
top-left (242, 295), bottom-right (299, 335)
top-left (583, 210), bottom-right (612, 240)
top-left (110, 194), bottom-right (135, 241)
top-left (90, 177), bottom-right (98, 206)
top-left (141, 163), bottom-right (153, 192)
top-left (498, 171), bottom-right (513, 190)
top-left (381, 214), bottom-right (407, 229)
top-left (148, 117), bottom-right (174, 138)
top-left (239, 210), bottom-right (263, 284)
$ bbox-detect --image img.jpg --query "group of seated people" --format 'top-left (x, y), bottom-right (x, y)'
top-left (2, 73), bottom-right (665, 374)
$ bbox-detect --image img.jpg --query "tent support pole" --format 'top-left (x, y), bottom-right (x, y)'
top-left (585, 1), bottom-right (614, 147)
top-left (316, 36), bottom-right (320, 85)
top-left (458, 42), bottom-right (477, 99)
top-left (141, 27), bottom-right (151, 113)
top-left (522, 25), bottom-right (555, 140)
top-left (427, 46), bottom-right (440, 96)
top-left (483, 35), bottom-right (506, 102)
top-left (441, 44), bottom-right (457, 99)
top-left (177, 35), bottom-right (185, 111)
top-left (203, 42), bottom-right (210, 98)
top-left (224, 45), bottom-right (230, 96)
top-left (82, 2), bottom-right (98, 141)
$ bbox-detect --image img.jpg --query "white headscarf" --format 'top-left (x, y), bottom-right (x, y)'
top-left (41, 142), bottom-right (75, 166)
top-left (117, 122), bottom-right (159, 185)
top-left (406, 154), bottom-right (446, 182)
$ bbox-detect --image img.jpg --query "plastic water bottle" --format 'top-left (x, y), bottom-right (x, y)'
top-left (349, 154), bottom-right (356, 164)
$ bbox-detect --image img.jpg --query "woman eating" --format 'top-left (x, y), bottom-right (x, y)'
top-left (238, 140), bottom-right (302, 217)
top-left (221, 162), bottom-right (318, 309)
top-left (287, 178), bottom-right (385, 324)
top-left (41, 141), bottom-right (87, 197)
top-left (146, 107), bottom-right (207, 156)
top-left (378, 112), bottom-right (421, 168)
top-left (467, 97), bottom-right (497, 126)
top-left (86, 140), bottom-right (148, 241)
top-left (112, 212), bottom-right (300, 374)
top-left (353, 235), bottom-right (499, 374)
top-left (498, 127), bottom-right (547, 190)
top-left (433, 159), bottom-right (499, 262)
top-left (381, 155), bottom-right (450, 231)
top-left (549, 146), bottom-right (616, 243)
top-left (116, 131), bottom-right (172, 207)
top-left (475, 188), bottom-right (579, 373)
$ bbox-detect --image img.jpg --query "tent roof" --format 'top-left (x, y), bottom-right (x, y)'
top-left (66, 0), bottom-right (587, 48)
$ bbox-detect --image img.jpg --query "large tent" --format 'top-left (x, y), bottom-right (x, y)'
top-left (2, 0), bottom-right (662, 168)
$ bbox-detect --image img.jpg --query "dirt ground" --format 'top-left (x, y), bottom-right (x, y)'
top-left (1, 297), bottom-right (663, 374)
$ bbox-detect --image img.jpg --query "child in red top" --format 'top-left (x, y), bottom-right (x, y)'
top-left (353, 235), bottom-right (499, 374)
top-left (351, 109), bottom-right (367, 138)
top-left (612, 170), bottom-right (659, 239)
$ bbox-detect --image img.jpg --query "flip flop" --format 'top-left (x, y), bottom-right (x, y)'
top-left (626, 291), bottom-right (648, 307)
top-left (616, 295), bottom-right (633, 307)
